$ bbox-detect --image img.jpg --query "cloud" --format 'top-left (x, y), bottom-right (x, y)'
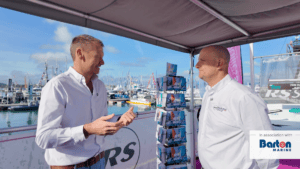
top-left (243, 72), bottom-right (260, 79)
top-left (100, 68), bottom-right (114, 72)
top-left (45, 19), bottom-right (58, 24)
top-left (136, 57), bottom-right (154, 63)
top-left (262, 57), bottom-right (290, 64)
top-left (0, 75), bottom-right (9, 84)
top-left (243, 72), bottom-right (260, 85)
top-left (119, 62), bottom-right (144, 67)
top-left (39, 25), bottom-right (72, 58)
top-left (135, 41), bottom-right (144, 56)
top-left (0, 70), bottom-right (42, 85)
top-left (105, 45), bottom-right (120, 54)
top-left (63, 43), bottom-right (71, 54)
top-left (81, 27), bottom-right (90, 34)
top-left (39, 44), bottom-right (64, 50)
top-left (119, 57), bottom-right (154, 67)
top-left (181, 70), bottom-right (190, 77)
top-left (30, 52), bottom-right (70, 62)
top-left (100, 32), bottom-right (113, 37)
top-left (243, 61), bottom-right (260, 66)
top-left (10, 70), bottom-right (25, 77)
top-left (39, 43), bottom-right (70, 54)
top-left (54, 26), bottom-right (72, 44)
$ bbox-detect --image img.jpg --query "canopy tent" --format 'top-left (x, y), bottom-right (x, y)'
top-left (2, 1), bottom-right (300, 168)
top-left (1, 0), bottom-right (300, 54)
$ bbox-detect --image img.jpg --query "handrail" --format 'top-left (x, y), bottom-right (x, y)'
top-left (0, 110), bottom-right (156, 134)
top-left (0, 125), bottom-right (37, 134)
top-left (254, 52), bottom-right (300, 59)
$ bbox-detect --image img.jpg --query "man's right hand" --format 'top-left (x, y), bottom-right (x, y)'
top-left (83, 114), bottom-right (124, 138)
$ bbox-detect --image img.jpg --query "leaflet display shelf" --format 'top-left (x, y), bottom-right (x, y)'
top-left (155, 63), bottom-right (189, 169)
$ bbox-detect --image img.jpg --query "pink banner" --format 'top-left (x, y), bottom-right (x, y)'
top-left (227, 46), bottom-right (243, 84)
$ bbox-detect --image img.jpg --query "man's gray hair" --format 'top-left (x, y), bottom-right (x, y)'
top-left (209, 45), bottom-right (230, 64)
top-left (70, 34), bottom-right (104, 60)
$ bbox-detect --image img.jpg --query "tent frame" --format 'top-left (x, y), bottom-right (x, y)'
top-left (2, 0), bottom-right (300, 168)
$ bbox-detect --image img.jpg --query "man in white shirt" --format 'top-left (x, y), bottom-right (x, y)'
top-left (35, 35), bottom-right (136, 169)
top-left (195, 45), bottom-right (279, 169)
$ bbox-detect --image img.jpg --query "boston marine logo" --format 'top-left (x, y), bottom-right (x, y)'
top-left (260, 139), bottom-right (291, 152)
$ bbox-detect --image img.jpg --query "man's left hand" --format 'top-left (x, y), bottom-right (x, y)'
top-left (119, 107), bottom-right (136, 126)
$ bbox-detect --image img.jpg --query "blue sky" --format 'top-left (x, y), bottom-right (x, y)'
top-left (0, 7), bottom-right (298, 87)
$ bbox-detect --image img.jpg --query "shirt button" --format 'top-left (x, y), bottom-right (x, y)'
top-left (210, 98), bottom-right (213, 101)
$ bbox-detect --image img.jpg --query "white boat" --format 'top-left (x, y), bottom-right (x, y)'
top-left (185, 87), bottom-right (202, 101)
top-left (127, 98), bottom-right (152, 105)
top-left (33, 87), bottom-right (42, 96)
top-left (254, 84), bottom-right (260, 93)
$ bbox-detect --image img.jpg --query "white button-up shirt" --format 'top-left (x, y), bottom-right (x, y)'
top-left (198, 75), bottom-right (279, 169)
top-left (36, 67), bottom-right (119, 166)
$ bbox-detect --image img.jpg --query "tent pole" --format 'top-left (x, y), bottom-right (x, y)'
top-left (187, 49), bottom-right (196, 169)
top-left (250, 43), bottom-right (255, 89)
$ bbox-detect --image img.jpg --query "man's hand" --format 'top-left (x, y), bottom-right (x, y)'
top-left (83, 114), bottom-right (124, 138)
top-left (119, 107), bottom-right (136, 126)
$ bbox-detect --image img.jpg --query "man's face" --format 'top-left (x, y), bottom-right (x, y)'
top-left (195, 49), bottom-right (218, 82)
top-left (82, 42), bottom-right (104, 75)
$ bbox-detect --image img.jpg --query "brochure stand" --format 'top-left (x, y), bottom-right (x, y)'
top-left (155, 63), bottom-right (189, 169)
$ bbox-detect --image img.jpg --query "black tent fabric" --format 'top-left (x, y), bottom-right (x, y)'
top-left (1, 0), bottom-right (300, 54)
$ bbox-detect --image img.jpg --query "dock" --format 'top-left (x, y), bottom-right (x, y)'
top-left (0, 103), bottom-right (28, 111)
top-left (107, 98), bottom-right (130, 105)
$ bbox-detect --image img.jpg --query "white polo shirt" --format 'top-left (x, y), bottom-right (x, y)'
top-left (198, 75), bottom-right (279, 169)
top-left (35, 67), bottom-right (119, 166)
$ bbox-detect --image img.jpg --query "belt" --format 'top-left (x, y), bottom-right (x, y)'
top-left (50, 151), bottom-right (105, 169)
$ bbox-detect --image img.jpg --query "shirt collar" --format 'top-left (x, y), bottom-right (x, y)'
top-left (205, 74), bottom-right (232, 95)
top-left (68, 67), bottom-right (98, 84)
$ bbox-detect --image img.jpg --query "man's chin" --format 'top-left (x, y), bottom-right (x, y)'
top-left (94, 69), bottom-right (100, 75)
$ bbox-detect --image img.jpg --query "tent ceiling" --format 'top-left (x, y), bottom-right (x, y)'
top-left (1, 0), bottom-right (300, 54)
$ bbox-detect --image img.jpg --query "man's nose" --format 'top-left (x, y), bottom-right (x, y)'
top-left (100, 60), bottom-right (104, 66)
top-left (195, 62), bottom-right (200, 69)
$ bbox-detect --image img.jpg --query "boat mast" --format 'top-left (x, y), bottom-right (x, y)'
top-left (65, 55), bottom-right (68, 71)
top-left (44, 61), bottom-right (48, 84)
top-left (249, 43), bottom-right (255, 89)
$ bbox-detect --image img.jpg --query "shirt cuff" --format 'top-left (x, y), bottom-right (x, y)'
top-left (71, 125), bottom-right (86, 144)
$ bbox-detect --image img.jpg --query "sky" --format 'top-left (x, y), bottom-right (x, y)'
top-left (0, 7), bottom-right (299, 88)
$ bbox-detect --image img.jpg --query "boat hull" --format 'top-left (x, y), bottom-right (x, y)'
top-left (8, 105), bottom-right (39, 111)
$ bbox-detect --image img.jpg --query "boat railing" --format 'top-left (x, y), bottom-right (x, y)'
top-left (0, 125), bottom-right (37, 134)
top-left (254, 51), bottom-right (300, 59)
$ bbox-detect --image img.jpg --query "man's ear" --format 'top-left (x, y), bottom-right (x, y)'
top-left (217, 59), bottom-right (224, 69)
top-left (76, 47), bottom-right (85, 61)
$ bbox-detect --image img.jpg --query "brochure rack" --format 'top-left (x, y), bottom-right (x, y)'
top-left (155, 63), bottom-right (189, 169)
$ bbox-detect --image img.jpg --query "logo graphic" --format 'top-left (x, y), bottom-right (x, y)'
top-left (104, 127), bottom-right (140, 168)
top-left (213, 106), bottom-right (227, 112)
top-left (259, 139), bottom-right (291, 152)
top-left (270, 85), bottom-right (281, 90)
top-left (289, 108), bottom-right (300, 113)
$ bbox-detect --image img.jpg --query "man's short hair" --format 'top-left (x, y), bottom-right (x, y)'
top-left (207, 45), bottom-right (230, 64)
top-left (70, 34), bottom-right (104, 60)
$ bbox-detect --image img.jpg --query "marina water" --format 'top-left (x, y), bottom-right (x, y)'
top-left (0, 103), bottom-right (156, 136)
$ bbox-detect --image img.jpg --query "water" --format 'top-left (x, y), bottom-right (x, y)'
top-left (0, 103), bottom-right (156, 136)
